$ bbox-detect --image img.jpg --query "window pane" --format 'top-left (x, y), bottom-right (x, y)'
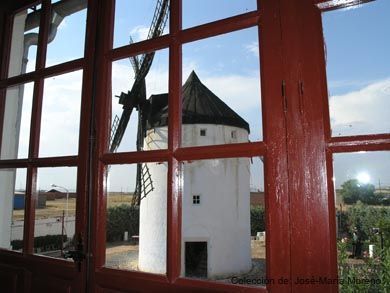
top-left (110, 49), bottom-right (169, 153)
top-left (183, 0), bottom-right (257, 29)
top-left (322, 0), bottom-right (390, 136)
top-left (113, 0), bottom-right (170, 49)
top-left (333, 151), bottom-right (390, 292)
top-left (8, 4), bottom-right (41, 77)
top-left (181, 157), bottom-right (266, 287)
top-left (105, 163), bottom-right (167, 274)
top-left (182, 27), bottom-right (262, 147)
top-left (34, 167), bottom-right (77, 258)
top-left (39, 70), bottom-right (82, 157)
top-left (1, 82), bottom-right (34, 160)
top-left (45, 0), bottom-right (87, 67)
top-left (0, 168), bottom-right (27, 252)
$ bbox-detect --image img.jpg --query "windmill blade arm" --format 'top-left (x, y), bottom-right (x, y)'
top-left (128, 36), bottom-right (140, 75)
top-left (109, 107), bottom-right (133, 152)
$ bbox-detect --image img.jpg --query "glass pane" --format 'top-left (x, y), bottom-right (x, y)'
top-left (110, 49), bottom-right (169, 153)
top-left (333, 151), bottom-right (390, 292)
top-left (39, 70), bottom-right (82, 157)
top-left (114, 0), bottom-right (170, 49)
top-left (183, 0), bottom-right (257, 29)
top-left (34, 167), bottom-right (77, 258)
top-left (105, 163), bottom-right (167, 274)
top-left (8, 4), bottom-right (41, 77)
top-left (0, 168), bottom-right (27, 252)
top-left (182, 27), bottom-right (262, 147)
top-left (46, 0), bottom-right (87, 67)
top-left (322, 0), bottom-right (390, 136)
top-left (181, 157), bottom-right (266, 287)
top-left (1, 82), bottom-right (34, 160)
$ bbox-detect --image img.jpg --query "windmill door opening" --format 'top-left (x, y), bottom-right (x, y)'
top-left (185, 242), bottom-right (208, 278)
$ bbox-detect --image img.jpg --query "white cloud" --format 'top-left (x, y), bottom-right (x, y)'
top-left (329, 78), bottom-right (390, 136)
top-left (244, 41), bottom-right (259, 58)
top-left (129, 25), bottom-right (150, 42)
top-left (202, 74), bottom-right (261, 113)
top-left (39, 71), bottom-right (83, 157)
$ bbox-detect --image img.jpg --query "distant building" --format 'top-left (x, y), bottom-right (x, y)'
top-left (250, 191), bottom-right (265, 207)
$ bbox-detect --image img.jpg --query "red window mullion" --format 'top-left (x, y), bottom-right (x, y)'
top-left (22, 0), bottom-right (51, 252)
top-left (23, 165), bottom-right (37, 253)
top-left (101, 149), bottom-right (170, 165)
top-left (110, 35), bottom-right (171, 62)
top-left (327, 133), bottom-right (390, 153)
top-left (166, 0), bottom-right (182, 282)
top-left (0, 89), bottom-right (5, 153)
top-left (23, 79), bottom-right (44, 254)
top-left (174, 141), bottom-right (266, 162)
top-left (0, 12), bottom-right (12, 82)
top-left (0, 58), bottom-right (84, 89)
top-left (35, 0), bottom-right (50, 71)
top-left (89, 0), bottom-right (115, 271)
top-left (179, 10), bottom-right (260, 45)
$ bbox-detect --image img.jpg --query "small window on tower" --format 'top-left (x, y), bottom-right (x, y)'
top-left (192, 195), bottom-right (200, 205)
top-left (200, 129), bottom-right (207, 136)
top-left (231, 130), bottom-right (237, 139)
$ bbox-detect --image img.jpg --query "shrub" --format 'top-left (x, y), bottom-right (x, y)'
top-left (346, 203), bottom-right (390, 247)
top-left (11, 235), bottom-right (67, 252)
top-left (250, 206), bottom-right (265, 236)
top-left (106, 204), bottom-right (139, 242)
top-left (340, 179), bottom-right (379, 205)
top-left (338, 241), bottom-right (390, 292)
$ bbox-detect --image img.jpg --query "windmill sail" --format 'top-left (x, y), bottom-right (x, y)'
top-left (110, 0), bottom-right (169, 205)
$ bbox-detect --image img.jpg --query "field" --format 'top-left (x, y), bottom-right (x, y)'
top-left (12, 193), bottom-right (134, 221)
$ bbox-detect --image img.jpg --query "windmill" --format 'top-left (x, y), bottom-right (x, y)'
top-left (109, 0), bottom-right (169, 206)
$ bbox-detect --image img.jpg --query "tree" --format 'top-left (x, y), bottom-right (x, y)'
top-left (340, 179), bottom-right (376, 204)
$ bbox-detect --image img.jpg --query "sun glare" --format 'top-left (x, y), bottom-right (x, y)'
top-left (356, 172), bottom-right (370, 184)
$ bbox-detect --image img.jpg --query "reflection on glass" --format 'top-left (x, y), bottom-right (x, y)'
top-left (105, 163), bottom-right (167, 274)
top-left (110, 49), bottom-right (168, 153)
top-left (34, 167), bottom-right (77, 259)
top-left (114, 0), bottom-right (170, 48)
top-left (183, 0), bottom-right (257, 29)
top-left (1, 83), bottom-right (34, 160)
top-left (182, 27), bottom-right (262, 147)
top-left (333, 151), bottom-right (390, 292)
top-left (0, 168), bottom-right (27, 251)
top-left (181, 157), bottom-right (265, 286)
top-left (39, 70), bottom-right (82, 157)
top-left (45, 1), bottom-right (87, 67)
top-left (8, 4), bottom-right (41, 77)
top-left (322, 0), bottom-right (390, 136)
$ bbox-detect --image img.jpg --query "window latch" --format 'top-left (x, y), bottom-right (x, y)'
top-left (64, 233), bottom-right (86, 272)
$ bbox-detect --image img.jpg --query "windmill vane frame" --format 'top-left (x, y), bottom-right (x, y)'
top-left (109, 0), bottom-right (169, 205)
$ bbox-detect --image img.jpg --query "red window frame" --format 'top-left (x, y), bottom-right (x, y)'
top-left (1, 0), bottom-right (387, 292)
top-left (0, 0), bottom-right (95, 260)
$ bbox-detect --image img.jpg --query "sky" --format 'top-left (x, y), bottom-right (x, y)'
top-left (8, 0), bottom-right (390, 192)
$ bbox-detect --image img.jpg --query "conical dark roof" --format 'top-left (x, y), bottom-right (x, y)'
top-left (146, 71), bottom-right (250, 133)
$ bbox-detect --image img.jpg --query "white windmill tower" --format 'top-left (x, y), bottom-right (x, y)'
top-left (137, 71), bottom-right (252, 278)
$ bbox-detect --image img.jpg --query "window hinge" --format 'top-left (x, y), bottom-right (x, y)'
top-left (282, 80), bottom-right (287, 113)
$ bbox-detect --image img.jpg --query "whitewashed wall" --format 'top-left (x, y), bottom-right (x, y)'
top-left (139, 124), bottom-right (251, 278)
top-left (0, 11), bottom-right (26, 249)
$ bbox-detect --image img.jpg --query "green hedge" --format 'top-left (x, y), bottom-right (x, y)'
top-left (106, 204), bottom-right (139, 242)
top-left (11, 234), bottom-right (67, 251)
top-left (337, 202), bottom-right (390, 248)
top-left (250, 206), bottom-right (265, 236)
top-left (106, 204), bottom-right (266, 241)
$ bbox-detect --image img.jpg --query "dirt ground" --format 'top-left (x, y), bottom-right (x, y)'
top-left (105, 239), bottom-right (266, 285)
